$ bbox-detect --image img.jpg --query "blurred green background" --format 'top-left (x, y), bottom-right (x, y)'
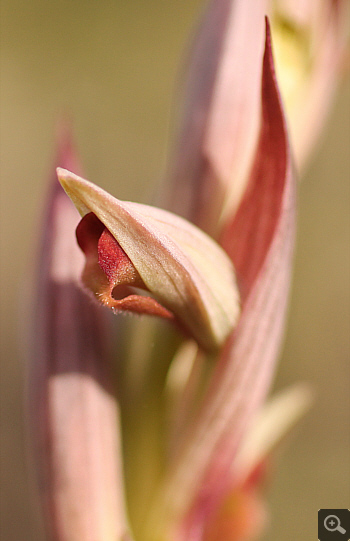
top-left (0, 1), bottom-right (349, 540)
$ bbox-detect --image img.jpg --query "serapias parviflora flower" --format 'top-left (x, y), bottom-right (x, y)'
top-left (163, 0), bottom-right (348, 235)
top-left (28, 0), bottom-right (344, 537)
top-left (57, 168), bottom-right (240, 352)
top-left (270, 0), bottom-right (349, 168)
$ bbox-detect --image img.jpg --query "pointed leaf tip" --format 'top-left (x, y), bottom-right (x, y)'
top-left (57, 168), bottom-right (240, 351)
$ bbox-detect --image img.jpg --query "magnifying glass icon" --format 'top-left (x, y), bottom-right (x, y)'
top-left (324, 515), bottom-right (346, 534)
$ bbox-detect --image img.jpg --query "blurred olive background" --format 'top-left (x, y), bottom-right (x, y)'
top-left (0, 1), bottom-right (349, 540)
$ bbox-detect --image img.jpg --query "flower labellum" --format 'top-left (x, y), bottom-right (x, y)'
top-left (57, 168), bottom-right (240, 352)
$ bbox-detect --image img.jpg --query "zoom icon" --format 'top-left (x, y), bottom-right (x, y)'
top-left (319, 509), bottom-right (350, 540)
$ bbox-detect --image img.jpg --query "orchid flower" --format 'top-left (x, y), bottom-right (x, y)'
top-left (28, 2), bottom-right (346, 540)
top-left (269, 0), bottom-right (349, 168)
top-left (162, 0), bottom-right (348, 233)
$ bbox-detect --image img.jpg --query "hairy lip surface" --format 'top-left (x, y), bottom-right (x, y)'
top-left (76, 212), bottom-right (174, 320)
